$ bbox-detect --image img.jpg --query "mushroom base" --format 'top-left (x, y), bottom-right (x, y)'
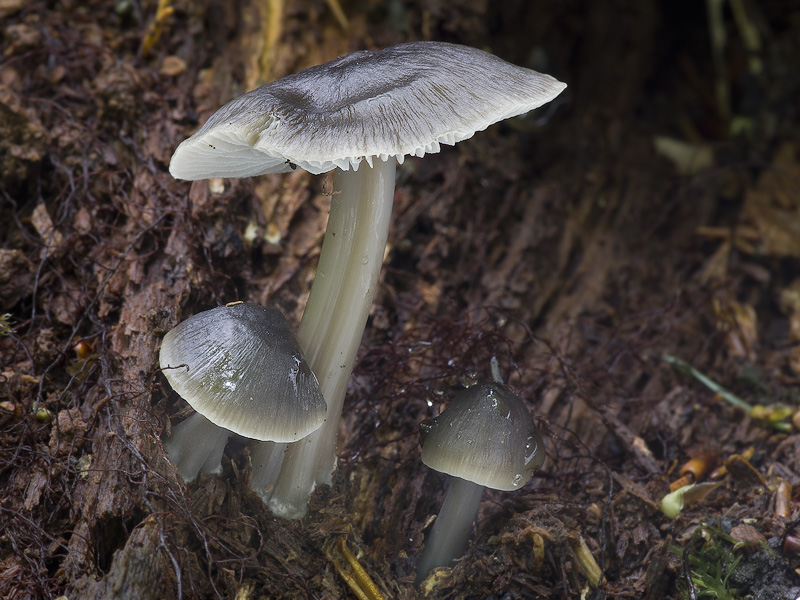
top-left (165, 412), bottom-right (231, 483)
top-left (415, 476), bottom-right (485, 584)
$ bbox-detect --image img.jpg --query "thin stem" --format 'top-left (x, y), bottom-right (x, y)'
top-left (416, 477), bottom-right (485, 583)
top-left (268, 158), bottom-right (396, 519)
top-left (250, 441), bottom-right (287, 502)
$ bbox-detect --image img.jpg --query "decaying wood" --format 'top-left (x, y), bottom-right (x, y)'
top-left (3, 0), bottom-right (800, 598)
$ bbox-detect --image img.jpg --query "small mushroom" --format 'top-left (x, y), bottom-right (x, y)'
top-left (169, 41), bottom-right (565, 518)
top-left (415, 382), bottom-right (545, 583)
top-left (160, 303), bottom-right (325, 484)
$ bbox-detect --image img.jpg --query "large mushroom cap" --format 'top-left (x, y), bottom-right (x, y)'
top-left (159, 303), bottom-right (326, 443)
top-left (420, 382), bottom-right (544, 491)
top-left (170, 41), bottom-right (567, 179)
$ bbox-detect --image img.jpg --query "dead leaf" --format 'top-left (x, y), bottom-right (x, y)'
top-left (729, 523), bottom-right (767, 546)
top-left (712, 298), bottom-right (758, 360)
top-left (31, 202), bottom-right (64, 249)
top-left (738, 142), bottom-right (800, 258)
top-left (159, 55), bottom-right (186, 77)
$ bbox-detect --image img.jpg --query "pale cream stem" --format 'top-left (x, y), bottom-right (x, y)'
top-left (268, 158), bottom-right (396, 519)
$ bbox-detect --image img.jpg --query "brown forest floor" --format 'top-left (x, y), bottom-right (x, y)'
top-left (3, 0), bottom-right (800, 598)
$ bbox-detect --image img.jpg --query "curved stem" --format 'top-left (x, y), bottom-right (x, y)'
top-left (164, 412), bottom-right (230, 483)
top-left (268, 159), bottom-right (396, 519)
top-left (415, 477), bottom-right (485, 584)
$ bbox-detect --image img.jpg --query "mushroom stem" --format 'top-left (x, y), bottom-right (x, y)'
top-left (164, 412), bottom-right (230, 483)
top-left (416, 476), bottom-right (485, 583)
top-left (250, 441), bottom-right (287, 502)
top-left (268, 158), bottom-right (396, 519)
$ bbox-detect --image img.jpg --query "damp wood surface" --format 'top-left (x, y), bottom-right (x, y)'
top-left (2, 0), bottom-right (800, 598)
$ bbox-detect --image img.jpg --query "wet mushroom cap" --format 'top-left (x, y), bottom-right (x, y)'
top-left (159, 303), bottom-right (326, 443)
top-left (420, 382), bottom-right (544, 491)
top-left (169, 41), bottom-right (567, 179)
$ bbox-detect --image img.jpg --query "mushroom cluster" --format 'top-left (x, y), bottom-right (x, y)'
top-left (166, 41), bottom-right (564, 518)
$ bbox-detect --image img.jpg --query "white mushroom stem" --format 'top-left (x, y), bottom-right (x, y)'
top-left (416, 477), bottom-right (485, 583)
top-left (250, 441), bottom-right (287, 502)
top-left (268, 158), bottom-right (397, 519)
top-left (164, 412), bottom-right (230, 483)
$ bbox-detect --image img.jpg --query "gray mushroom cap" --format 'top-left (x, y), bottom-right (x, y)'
top-left (169, 41), bottom-right (567, 179)
top-left (420, 382), bottom-right (544, 491)
top-left (159, 303), bottom-right (326, 443)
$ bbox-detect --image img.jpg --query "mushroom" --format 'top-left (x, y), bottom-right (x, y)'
top-left (169, 41), bottom-right (566, 518)
top-left (160, 302), bottom-right (325, 487)
top-left (415, 382), bottom-right (545, 583)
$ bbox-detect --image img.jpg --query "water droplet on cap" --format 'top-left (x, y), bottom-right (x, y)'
top-left (524, 434), bottom-right (539, 465)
